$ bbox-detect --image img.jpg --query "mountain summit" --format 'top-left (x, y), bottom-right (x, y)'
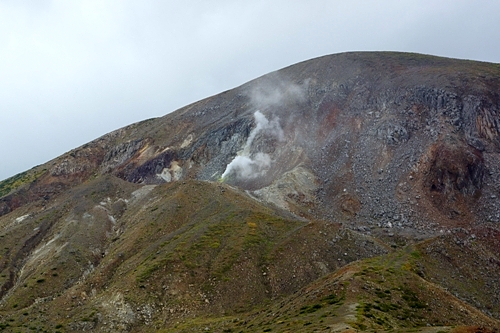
top-left (1, 52), bottom-right (500, 332)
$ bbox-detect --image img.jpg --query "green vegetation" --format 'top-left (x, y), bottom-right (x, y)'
top-left (0, 179), bottom-right (497, 332)
top-left (299, 303), bottom-right (323, 314)
top-left (0, 169), bottom-right (46, 198)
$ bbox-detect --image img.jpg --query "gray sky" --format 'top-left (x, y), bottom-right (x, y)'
top-left (1, 0), bottom-right (499, 181)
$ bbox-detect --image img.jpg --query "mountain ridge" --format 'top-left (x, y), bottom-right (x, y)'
top-left (1, 51), bottom-right (500, 332)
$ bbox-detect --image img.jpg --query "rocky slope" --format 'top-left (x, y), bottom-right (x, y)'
top-left (0, 52), bottom-right (499, 332)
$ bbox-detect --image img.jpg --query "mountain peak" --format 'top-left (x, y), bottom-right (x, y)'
top-left (1, 52), bottom-right (500, 331)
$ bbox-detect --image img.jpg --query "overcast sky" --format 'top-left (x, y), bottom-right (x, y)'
top-left (1, 0), bottom-right (499, 181)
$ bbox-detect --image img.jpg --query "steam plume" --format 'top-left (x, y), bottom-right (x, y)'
top-left (249, 76), bottom-right (308, 110)
top-left (221, 111), bottom-right (283, 180)
top-left (221, 77), bottom-right (308, 182)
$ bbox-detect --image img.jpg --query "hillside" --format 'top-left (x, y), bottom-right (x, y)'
top-left (0, 52), bottom-right (499, 332)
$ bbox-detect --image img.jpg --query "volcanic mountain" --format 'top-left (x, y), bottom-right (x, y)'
top-left (0, 52), bottom-right (499, 332)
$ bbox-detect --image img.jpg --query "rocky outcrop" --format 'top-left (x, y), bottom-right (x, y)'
top-left (423, 138), bottom-right (485, 209)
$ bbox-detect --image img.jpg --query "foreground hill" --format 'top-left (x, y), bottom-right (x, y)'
top-left (0, 52), bottom-right (499, 332)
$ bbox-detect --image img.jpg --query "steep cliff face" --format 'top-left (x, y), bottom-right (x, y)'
top-left (1, 52), bottom-right (500, 331)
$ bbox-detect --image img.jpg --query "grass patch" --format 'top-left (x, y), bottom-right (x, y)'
top-left (299, 303), bottom-right (323, 314)
top-left (401, 287), bottom-right (427, 309)
top-left (322, 293), bottom-right (344, 305)
top-left (0, 169), bottom-right (46, 198)
top-left (137, 263), bottom-right (160, 283)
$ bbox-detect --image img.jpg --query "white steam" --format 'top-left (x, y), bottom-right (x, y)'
top-left (221, 153), bottom-right (271, 180)
top-left (249, 77), bottom-right (308, 110)
top-left (221, 111), bottom-right (283, 180)
top-left (245, 110), bottom-right (284, 152)
top-left (221, 77), bottom-right (309, 182)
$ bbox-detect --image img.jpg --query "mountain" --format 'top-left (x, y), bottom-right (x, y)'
top-left (0, 52), bottom-right (499, 332)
